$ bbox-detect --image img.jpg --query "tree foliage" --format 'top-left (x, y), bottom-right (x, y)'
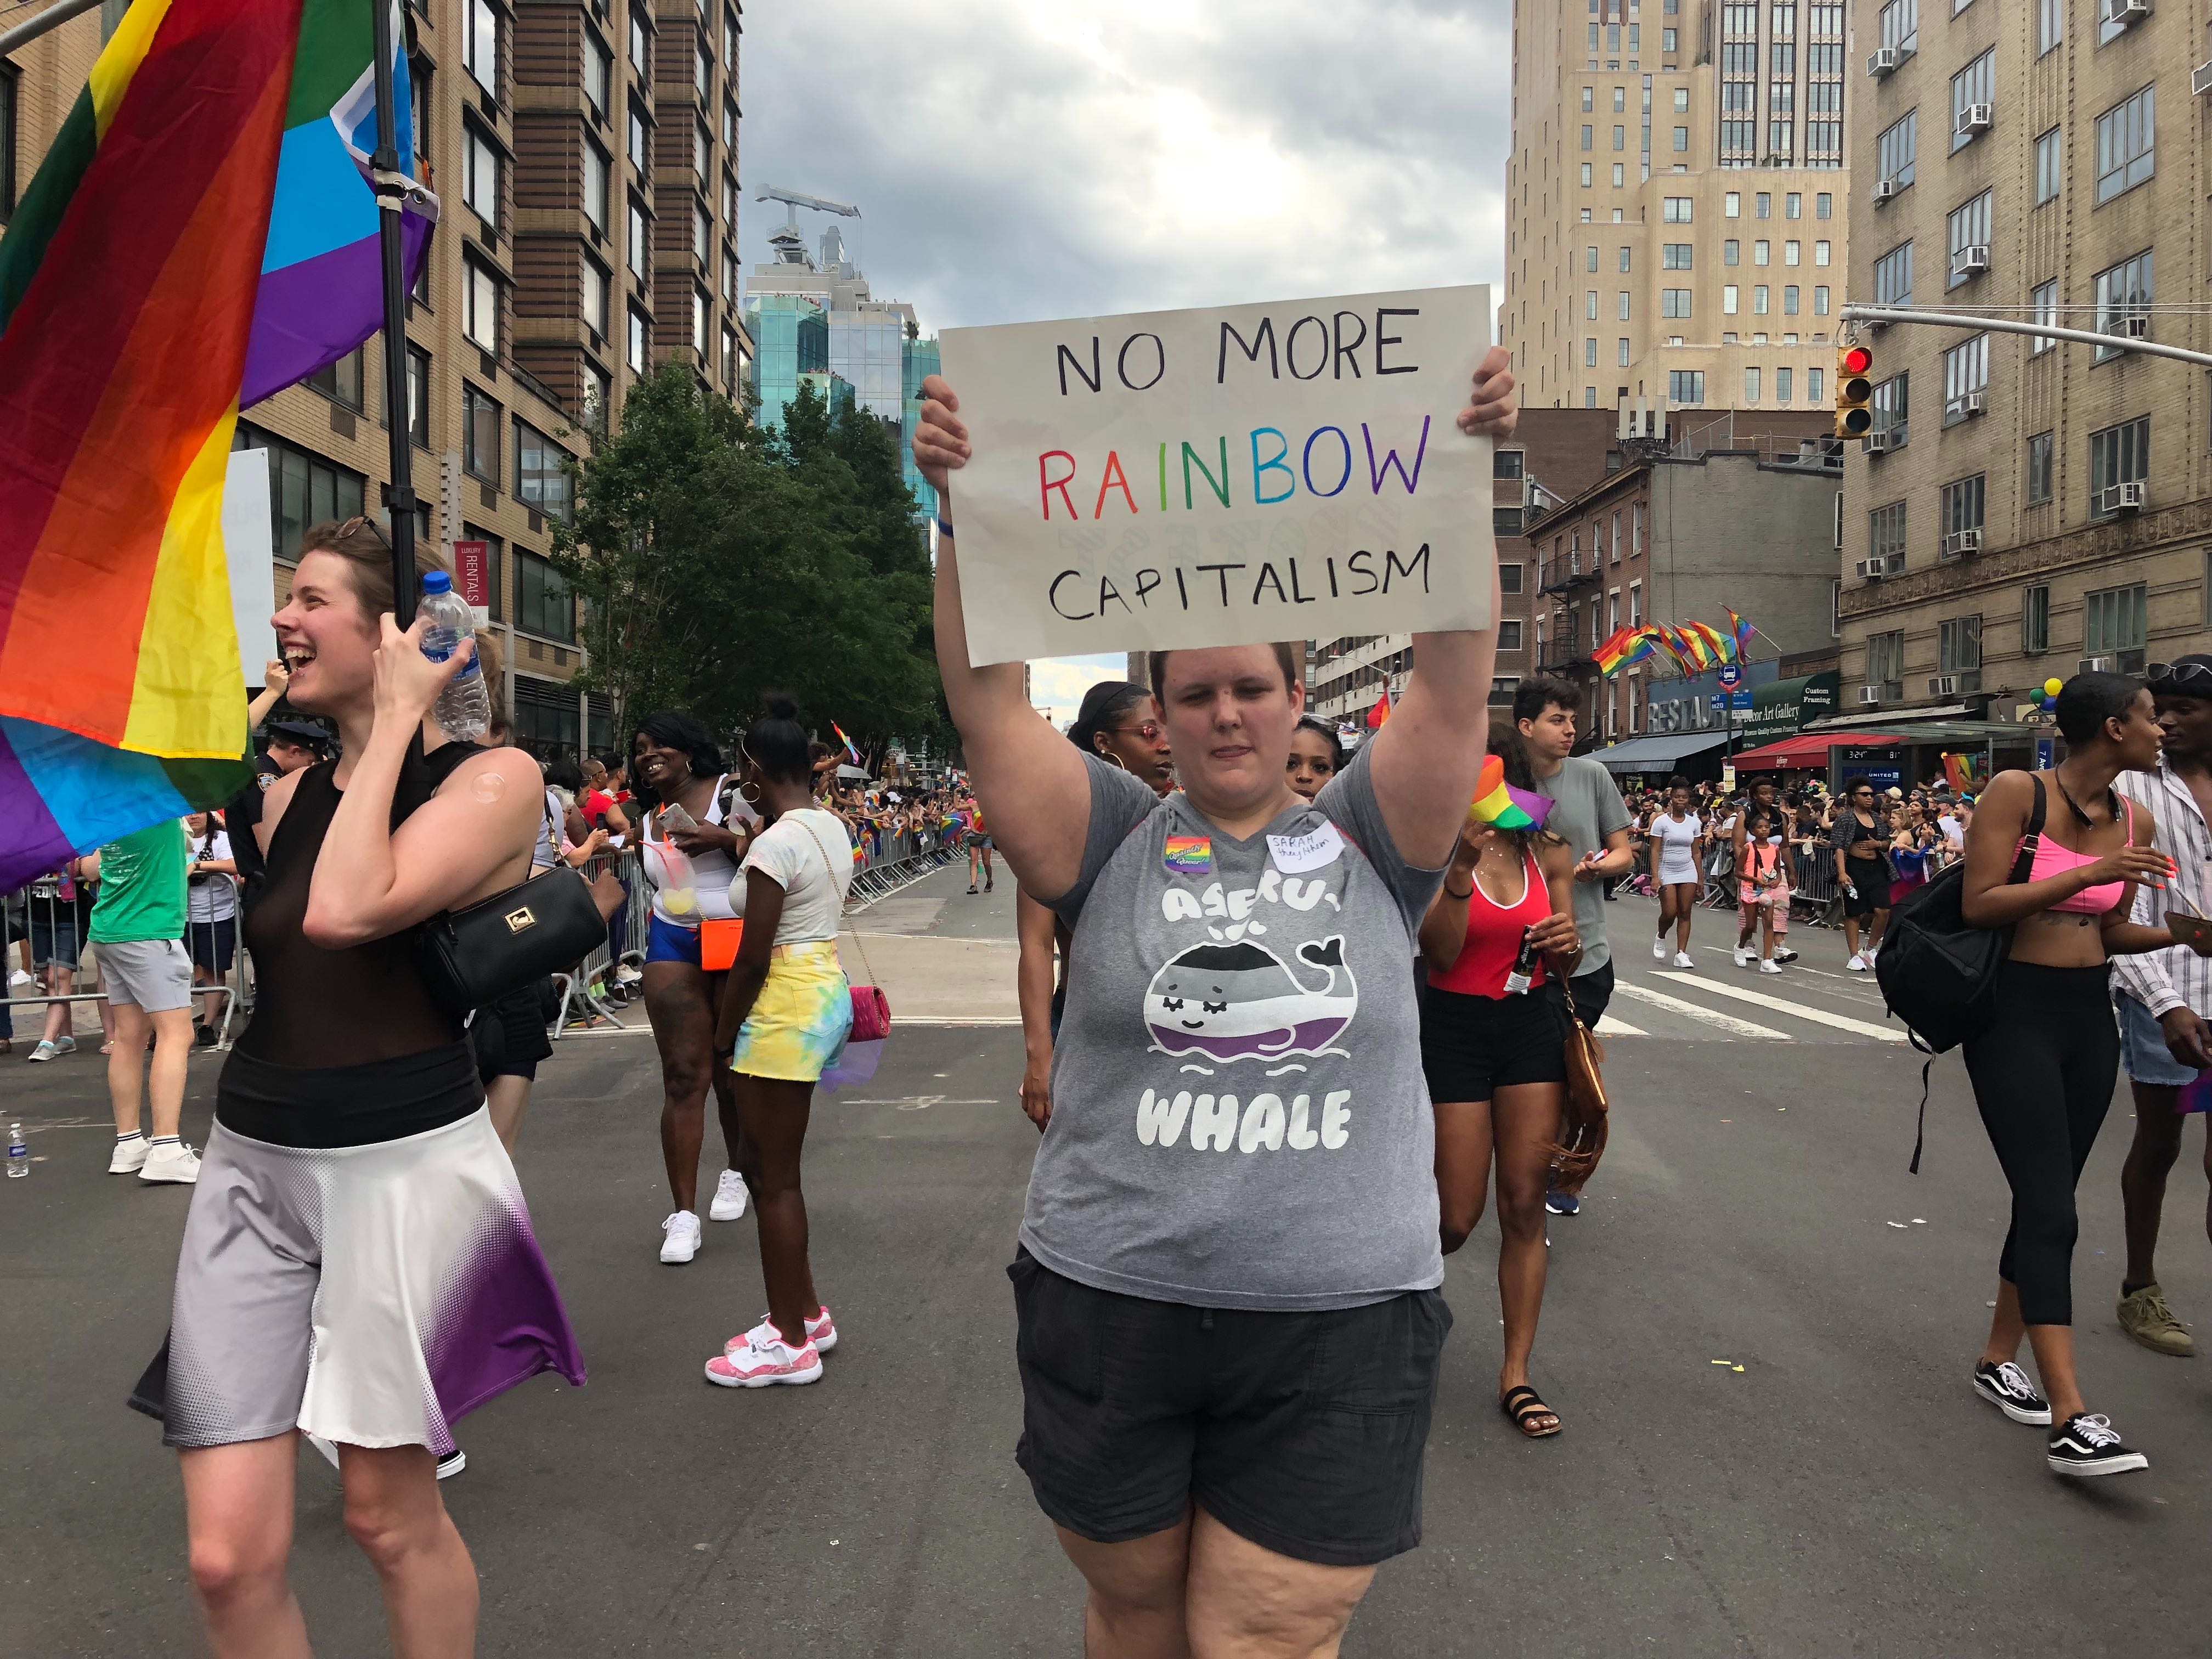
top-left (551, 365), bottom-right (946, 755)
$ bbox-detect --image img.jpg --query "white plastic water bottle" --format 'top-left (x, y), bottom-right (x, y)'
top-left (419, 571), bottom-right (490, 742)
top-left (7, 1122), bottom-right (26, 1177)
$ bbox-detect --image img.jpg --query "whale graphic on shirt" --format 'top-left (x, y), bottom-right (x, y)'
top-left (1143, 937), bottom-right (1358, 1062)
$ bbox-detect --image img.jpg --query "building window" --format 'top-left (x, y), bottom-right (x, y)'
top-left (627, 199), bottom-right (649, 280)
top-left (723, 101), bottom-right (738, 149)
top-left (1867, 629), bottom-right (1905, 692)
top-left (629, 13), bottom-right (648, 73)
top-left (1494, 448), bottom-right (1525, 481)
top-left (585, 30), bottom-right (612, 116)
top-left (1754, 238), bottom-right (1770, 266)
top-left (628, 108), bottom-right (650, 172)
top-left (1723, 285), bottom-right (1739, 314)
top-left (2084, 583), bottom-right (2147, 656)
top-left (463, 384), bottom-right (500, 483)
top-left (693, 121), bottom-right (709, 180)
top-left (1874, 241), bottom-right (1912, 307)
top-left (1946, 191), bottom-right (1991, 289)
top-left (462, 255), bottom-right (500, 354)
top-left (1878, 0), bottom-right (1918, 52)
top-left (514, 420), bottom-right (573, 524)
top-left (1617, 337), bottom-right (1631, 366)
top-left (1938, 615), bottom-right (1982, 678)
top-left (1743, 366), bottom-right (1761, 402)
top-left (692, 286), bottom-right (710, 356)
top-left (2023, 584), bottom-right (2050, 654)
top-left (1813, 239), bottom-right (1830, 266)
top-left (1723, 239), bottom-right (1740, 267)
top-left (1813, 285), bottom-right (1830, 315)
top-left (1499, 620), bottom-right (1524, 652)
top-left (583, 361), bottom-right (611, 426)
top-left (1494, 506), bottom-right (1526, 535)
top-left (462, 120), bottom-right (500, 227)
top-left (1941, 474), bottom-right (1985, 541)
top-left (2034, 128), bottom-right (2061, 206)
top-left (307, 348), bottom-right (364, 411)
top-left (1585, 337), bottom-right (1598, 368)
top-left (2089, 416), bottom-right (2150, 515)
top-left (1581, 163), bottom-right (1593, 187)
top-left (1582, 123), bottom-right (1594, 150)
top-left (1808, 368), bottom-right (1824, 401)
top-left (2026, 431), bottom-right (2053, 505)
top-left (464, 0), bottom-right (499, 98)
top-left (1869, 500), bottom-right (1906, 567)
top-left (1783, 286), bottom-right (1799, 315)
top-left (1499, 561), bottom-right (1525, 594)
top-left (582, 256), bottom-right (609, 338)
top-left (397, 345), bottom-right (430, 449)
top-left (2093, 250), bottom-right (2152, 361)
top-left (1668, 369), bottom-right (1705, 403)
top-left (2095, 87), bottom-right (2154, 205)
top-left (1942, 335), bottom-right (1988, 420)
top-left (2030, 279), bottom-right (2058, 353)
top-left (627, 305), bottom-right (648, 371)
top-left (1949, 50), bottom-right (1993, 153)
top-left (583, 138), bottom-right (608, 231)
top-left (2038, 0), bottom-right (2061, 53)
top-left (515, 554), bottom-right (574, 644)
top-left (693, 202), bottom-right (709, 263)
top-left (1872, 373), bottom-right (1909, 447)
top-left (1776, 366), bottom-right (1794, 402)
top-left (1876, 111), bottom-right (1916, 188)
top-left (1753, 284), bottom-right (1769, 314)
top-left (232, 421), bottom-right (366, 560)
top-left (1662, 289), bottom-right (1692, 317)
top-left (725, 9), bottom-right (741, 63)
top-left (1663, 242), bottom-right (1692, 268)
top-left (1663, 196), bottom-right (1692, 221)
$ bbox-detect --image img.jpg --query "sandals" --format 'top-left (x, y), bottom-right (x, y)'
top-left (1500, 1384), bottom-right (1561, 1439)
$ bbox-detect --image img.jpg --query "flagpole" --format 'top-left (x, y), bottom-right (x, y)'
top-left (369, 0), bottom-right (419, 627)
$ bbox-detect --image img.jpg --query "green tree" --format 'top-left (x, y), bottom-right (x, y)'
top-left (552, 365), bottom-right (944, 760)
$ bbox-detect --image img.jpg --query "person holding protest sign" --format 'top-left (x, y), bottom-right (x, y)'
top-left (917, 339), bottom-right (1517, 1656)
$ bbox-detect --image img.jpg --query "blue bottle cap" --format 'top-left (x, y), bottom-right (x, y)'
top-left (422, 571), bottom-right (453, 594)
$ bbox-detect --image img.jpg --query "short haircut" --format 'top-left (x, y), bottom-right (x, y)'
top-left (1514, 675), bottom-right (1582, 725)
top-left (1149, 642), bottom-right (1301, 704)
top-left (2055, 671), bottom-right (2147, 744)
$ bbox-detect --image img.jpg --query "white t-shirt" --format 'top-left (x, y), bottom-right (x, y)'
top-left (1650, 811), bottom-right (1703, 882)
top-left (1938, 814), bottom-right (1964, 850)
top-left (642, 776), bottom-right (760, 924)
top-left (741, 808), bottom-right (854, 945)
top-left (187, 829), bottom-right (235, 923)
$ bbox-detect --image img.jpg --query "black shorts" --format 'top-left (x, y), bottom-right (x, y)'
top-left (1420, 983), bottom-right (1570, 1103)
top-left (185, 915), bottom-right (236, 974)
top-left (1561, 958), bottom-right (1614, 1026)
top-left (470, 977), bottom-right (557, 1084)
top-left (1842, 861), bottom-right (1892, 916)
top-left (1008, 1249), bottom-right (1451, 1568)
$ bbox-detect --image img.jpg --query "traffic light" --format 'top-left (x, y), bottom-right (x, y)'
top-left (1836, 343), bottom-right (1874, 438)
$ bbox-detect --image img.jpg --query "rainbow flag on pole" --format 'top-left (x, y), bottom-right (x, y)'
top-left (0, 0), bottom-right (436, 891)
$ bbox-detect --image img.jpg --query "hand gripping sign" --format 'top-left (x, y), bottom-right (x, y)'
top-left (937, 285), bottom-right (1496, 667)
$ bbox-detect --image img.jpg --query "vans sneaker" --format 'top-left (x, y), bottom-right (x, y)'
top-left (139, 1139), bottom-right (200, 1184)
top-left (109, 1132), bottom-right (150, 1175)
top-left (708, 1169), bottom-right (749, 1222)
top-left (2047, 1413), bottom-right (2148, 1477)
top-left (726, 1307), bottom-right (836, 1358)
top-left (659, 1210), bottom-right (702, 1264)
top-left (1972, 1359), bottom-right (2052, 1426)
top-left (705, 1321), bottom-right (822, 1387)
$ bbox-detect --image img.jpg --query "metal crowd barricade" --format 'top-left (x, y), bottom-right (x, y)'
top-left (847, 844), bottom-right (962, 907)
top-left (2, 873), bottom-right (251, 1048)
top-left (550, 846), bottom-right (648, 1038)
top-left (1790, 843), bottom-right (1843, 928)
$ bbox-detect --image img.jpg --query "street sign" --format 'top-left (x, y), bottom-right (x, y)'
top-left (1716, 662), bottom-right (1742, 689)
top-left (1710, 690), bottom-right (1753, 710)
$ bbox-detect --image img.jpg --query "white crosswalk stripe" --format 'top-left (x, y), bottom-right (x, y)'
top-left (1610, 979), bottom-right (1797, 1041)
top-left (1651, 972), bottom-right (1906, 1042)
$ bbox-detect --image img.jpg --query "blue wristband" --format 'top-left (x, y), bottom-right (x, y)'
top-left (935, 517), bottom-right (955, 539)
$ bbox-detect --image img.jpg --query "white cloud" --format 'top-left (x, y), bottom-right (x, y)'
top-left (1027, 652), bottom-right (1134, 729)
top-left (737, 0), bottom-right (1510, 329)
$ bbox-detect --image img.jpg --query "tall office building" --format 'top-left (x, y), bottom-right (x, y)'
top-left (744, 220), bottom-right (940, 515)
top-left (0, 0), bottom-right (753, 758)
top-left (1837, 0), bottom-right (2212, 716)
top-left (1503, 0), bottom-right (1851, 415)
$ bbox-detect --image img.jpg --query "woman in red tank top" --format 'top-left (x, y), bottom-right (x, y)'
top-left (1418, 726), bottom-right (1582, 1438)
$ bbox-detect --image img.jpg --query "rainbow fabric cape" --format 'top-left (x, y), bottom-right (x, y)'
top-left (1469, 754), bottom-right (1552, 832)
top-left (0, 0), bottom-right (435, 891)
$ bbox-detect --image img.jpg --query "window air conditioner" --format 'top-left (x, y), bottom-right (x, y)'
top-left (2079, 656), bottom-right (2115, 674)
top-left (2102, 0), bottom-right (2149, 27)
top-left (1952, 245), bottom-right (1991, 277)
top-left (2120, 315), bottom-right (2151, 339)
top-left (1940, 528), bottom-right (1983, 558)
top-left (1955, 103), bottom-right (1993, 137)
top-left (1928, 675), bottom-right (1959, 697)
top-left (2117, 479), bottom-right (2147, 510)
top-left (1854, 558), bottom-right (1882, 580)
top-left (1858, 685), bottom-right (1886, 706)
top-left (1959, 390), bottom-right (1988, 416)
top-left (1864, 430), bottom-right (1891, 455)
top-left (1867, 46), bottom-right (1901, 76)
top-left (1873, 178), bottom-right (1899, 202)
top-left (2195, 61), bottom-right (2212, 97)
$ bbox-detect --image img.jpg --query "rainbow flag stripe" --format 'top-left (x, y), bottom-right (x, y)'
top-left (0, 720), bottom-right (246, 891)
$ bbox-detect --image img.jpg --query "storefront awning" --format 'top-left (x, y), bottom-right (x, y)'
top-left (1589, 731), bottom-right (1732, 774)
top-left (1729, 731), bottom-right (1907, 770)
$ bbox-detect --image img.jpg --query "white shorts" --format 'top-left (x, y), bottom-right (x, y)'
top-left (98, 938), bottom-right (194, 1012)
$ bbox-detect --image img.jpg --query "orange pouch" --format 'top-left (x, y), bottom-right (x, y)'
top-left (700, 918), bottom-right (743, 972)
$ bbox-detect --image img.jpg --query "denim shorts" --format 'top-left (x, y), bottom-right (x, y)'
top-left (2115, 990), bottom-right (2199, 1087)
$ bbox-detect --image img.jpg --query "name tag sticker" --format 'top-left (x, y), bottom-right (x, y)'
top-left (1164, 836), bottom-right (1214, 877)
top-left (1268, 823), bottom-right (1346, 874)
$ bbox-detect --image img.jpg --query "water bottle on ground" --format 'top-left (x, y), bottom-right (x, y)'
top-left (7, 1122), bottom-right (27, 1177)
top-left (419, 571), bottom-right (490, 742)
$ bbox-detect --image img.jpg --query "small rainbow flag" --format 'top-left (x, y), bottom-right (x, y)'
top-left (831, 720), bottom-right (862, 766)
top-left (1469, 754), bottom-right (1552, 832)
top-left (1725, 607), bottom-right (1756, 664)
top-left (0, 0), bottom-right (435, 890)
top-left (1684, 619), bottom-right (1734, 667)
top-left (1163, 835), bottom-right (1213, 875)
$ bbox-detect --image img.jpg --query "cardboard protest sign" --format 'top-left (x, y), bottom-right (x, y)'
top-left (937, 285), bottom-right (1494, 667)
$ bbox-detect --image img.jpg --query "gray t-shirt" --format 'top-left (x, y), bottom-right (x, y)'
top-left (1028, 744), bottom-right (1447, 1311)
top-left (1531, 755), bottom-right (1632, 975)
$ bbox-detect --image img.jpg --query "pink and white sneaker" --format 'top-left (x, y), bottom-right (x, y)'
top-left (705, 1321), bottom-right (822, 1388)
top-left (724, 1306), bottom-right (835, 1358)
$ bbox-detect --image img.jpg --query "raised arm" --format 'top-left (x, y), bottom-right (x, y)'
top-left (1362, 346), bottom-right (1517, 868)
top-left (914, 375), bottom-right (1093, 900)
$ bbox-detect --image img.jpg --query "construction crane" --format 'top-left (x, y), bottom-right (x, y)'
top-left (755, 185), bottom-right (861, 232)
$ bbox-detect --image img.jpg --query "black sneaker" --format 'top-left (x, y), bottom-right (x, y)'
top-left (193, 1022), bottom-right (219, 1049)
top-left (436, 1448), bottom-right (466, 1480)
top-left (1544, 1190), bottom-right (1581, 1217)
top-left (2046, 1413), bottom-right (2148, 1477)
top-left (1972, 1359), bottom-right (2052, 1425)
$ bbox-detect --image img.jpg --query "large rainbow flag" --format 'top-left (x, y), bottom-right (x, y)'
top-left (0, 0), bottom-right (436, 891)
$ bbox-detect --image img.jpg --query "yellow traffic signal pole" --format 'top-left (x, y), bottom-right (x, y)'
top-left (1841, 304), bottom-right (2212, 370)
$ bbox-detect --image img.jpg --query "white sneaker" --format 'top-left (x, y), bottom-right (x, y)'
top-left (1653, 935), bottom-right (1669, 960)
top-left (1846, 953), bottom-right (1867, 972)
top-left (27, 1036), bottom-right (75, 1063)
top-left (109, 1133), bottom-right (150, 1175)
top-left (708, 1169), bottom-right (748, 1222)
top-left (1673, 951), bottom-right (1695, 968)
top-left (139, 1140), bottom-right (201, 1184)
top-left (1733, 944), bottom-right (1754, 968)
top-left (8, 968), bottom-right (31, 988)
top-left (704, 1320), bottom-right (822, 1387)
top-left (726, 1306), bottom-right (836, 1358)
top-left (659, 1209), bottom-right (702, 1263)
top-left (1758, 958), bottom-right (1783, 975)
top-left (614, 963), bottom-right (643, 985)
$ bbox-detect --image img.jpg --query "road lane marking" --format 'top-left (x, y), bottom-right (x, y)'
top-left (1611, 980), bottom-right (1794, 1040)
top-left (1593, 1015), bottom-right (1649, 1036)
top-left (1651, 972), bottom-right (1905, 1041)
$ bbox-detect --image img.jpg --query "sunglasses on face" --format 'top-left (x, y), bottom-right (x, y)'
top-left (1113, 721), bottom-right (1165, 742)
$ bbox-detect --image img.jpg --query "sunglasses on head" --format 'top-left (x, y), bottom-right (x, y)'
top-left (334, 515), bottom-right (391, 548)
top-left (2148, 661), bottom-right (2212, 692)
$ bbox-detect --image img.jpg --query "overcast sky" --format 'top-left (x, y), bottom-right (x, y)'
top-left (738, 0), bottom-right (1513, 721)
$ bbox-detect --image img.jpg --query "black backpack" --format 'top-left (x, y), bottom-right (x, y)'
top-left (1875, 776), bottom-right (2044, 1171)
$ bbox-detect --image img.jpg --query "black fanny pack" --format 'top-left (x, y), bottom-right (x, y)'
top-left (416, 862), bottom-right (606, 1015)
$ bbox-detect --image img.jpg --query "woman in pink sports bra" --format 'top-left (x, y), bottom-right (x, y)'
top-left (1955, 674), bottom-right (2194, 1478)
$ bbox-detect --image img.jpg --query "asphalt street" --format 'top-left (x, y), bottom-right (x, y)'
top-left (7, 865), bottom-right (2212, 1657)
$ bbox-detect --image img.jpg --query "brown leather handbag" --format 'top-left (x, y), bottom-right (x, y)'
top-left (1547, 975), bottom-right (1611, 1195)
